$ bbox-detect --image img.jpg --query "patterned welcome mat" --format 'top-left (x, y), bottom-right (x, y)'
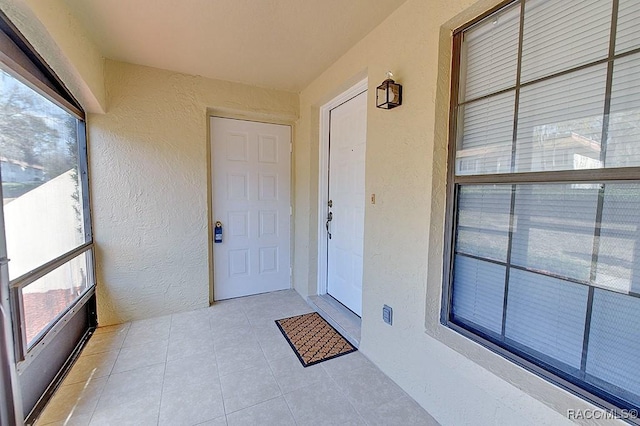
top-left (275, 312), bottom-right (357, 367)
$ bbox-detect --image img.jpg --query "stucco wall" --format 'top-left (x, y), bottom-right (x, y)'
top-left (0, 0), bottom-right (106, 113)
top-left (89, 60), bottom-right (297, 325)
top-left (294, 0), bottom-right (618, 424)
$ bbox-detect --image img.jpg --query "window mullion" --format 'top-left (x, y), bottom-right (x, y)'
top-left (9, 288), bottom-right (25, 361)
top-left (580, 187), bottom-right (602, 374)
top-left (600, 0), bottom-right (620, 166)
top-left (580, 0), bottom-right (620, 377)
top-left (500, 184), bottom-right (517, 338)
top-left (500, 0), bottom-right (525, 338)
top-left (454, 166), bottom-right (640, 185)
top-left (77, 121), bottom-right (93, 243)
top-left (510, 0), bottom-right (525, 173)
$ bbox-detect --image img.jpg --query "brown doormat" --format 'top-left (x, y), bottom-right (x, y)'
top-left (275, 312), bottom-right (357, 367)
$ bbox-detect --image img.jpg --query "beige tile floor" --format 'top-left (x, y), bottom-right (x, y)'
top-left (36, 290), bottom-right (439, 426)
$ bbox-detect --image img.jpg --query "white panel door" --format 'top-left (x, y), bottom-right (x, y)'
top-left (327, 91), bottom-right (367, 316)
top-left (211, 117), bottom-right (291, 300)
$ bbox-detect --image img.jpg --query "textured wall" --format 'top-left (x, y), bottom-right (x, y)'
top-left (294, 0), bottom-right (611, 424)
top-left (0, 0), bottom-right (106, 113)
top-left (90, 60), bottom-right (297, 325)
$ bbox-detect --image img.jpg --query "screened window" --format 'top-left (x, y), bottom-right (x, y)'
top-left (0, 23), bottom-right (94, 354)
top-left (0, 66), bottom-right (94, 348)
top-left (445, 0), bottom-right (640, 417)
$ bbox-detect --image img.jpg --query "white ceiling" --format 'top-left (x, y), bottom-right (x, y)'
top-left (62, 0), bottom-right (408, 92)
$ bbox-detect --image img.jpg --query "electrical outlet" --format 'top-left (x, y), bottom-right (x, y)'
top-left (383, 305), bottom-right (393, 325)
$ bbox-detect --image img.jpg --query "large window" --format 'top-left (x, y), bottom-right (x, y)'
top-left (1, 56), bottom-right (94, 351)
top-left (445, 0), bottom-right (640, 418)
top-left (0, 10), bottom-right (95, 422)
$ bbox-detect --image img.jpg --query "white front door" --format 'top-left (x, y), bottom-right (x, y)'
top-left (210, 117), bottom-right (291, 300)
top-left (326, 91), bottom-right (367, 316)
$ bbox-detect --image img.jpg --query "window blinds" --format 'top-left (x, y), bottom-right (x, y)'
top-left (449, 0), bottom-right (640, 415)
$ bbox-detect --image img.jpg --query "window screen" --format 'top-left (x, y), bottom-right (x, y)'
top-left (0, 9), bottom-right (94, 354)
top-left (446, 0), bottom-right (640, 417)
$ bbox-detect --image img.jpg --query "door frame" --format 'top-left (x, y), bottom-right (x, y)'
top-left (316, 78), bottom-right (368, 296)
top-left (0, 197), bottom-right (22, 426)
top-left (207, 112), bottom-right (295, 304)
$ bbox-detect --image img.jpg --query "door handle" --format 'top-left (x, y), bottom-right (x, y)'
top-left (326, 212), bottom-right (333, 240)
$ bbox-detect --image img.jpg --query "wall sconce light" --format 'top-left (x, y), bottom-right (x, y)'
top-left (376, 71), bottom-right (402, 109)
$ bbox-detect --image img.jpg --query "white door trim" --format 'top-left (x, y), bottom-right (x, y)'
top-left (317, 78), bottom-right (368, 296)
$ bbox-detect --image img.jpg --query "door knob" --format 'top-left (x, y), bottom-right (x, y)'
top-left (326, 212), bottom-right (333, 240)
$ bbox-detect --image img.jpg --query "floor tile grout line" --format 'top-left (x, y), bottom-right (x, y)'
top-left (319, 358), bottom-right (368, 423)
top-left (100, 342), bottom-right (121, 380)
top-left (54, 350), bottom-right (115, 387)
top-left (223, 394), bottom-right (288, 418)
top-left (348, 391), bottom-right (376, 426)
top-left (84, 370), bottom-right (111, 424)
top-left (82, 327), bottom-right (128, 357)
top-left (87, 320), bottom-right (132, 425)
top-left (280, 395), bottom-right (299, 426)
top-left (322, 355), bottom-right (371, 380)
top-left (259, 340), bottom-right (298, 425)
top-left (210, 314), bottom-right (229, 421)
top-left (218, 296), bottom-right (298, 421)
top-left (214, 349), bottom-right (266, 378)
top-left (156, 317), bottom-right (174, 425)
top-left (323, 355), bottom-right (412, 425)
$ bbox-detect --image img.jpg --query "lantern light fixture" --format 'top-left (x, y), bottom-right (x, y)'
top-left (376, 71), bottom-right (402, 109)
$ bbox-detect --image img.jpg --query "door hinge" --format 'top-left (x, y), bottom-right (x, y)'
top-left (290, 142), bottom-right (293, 153)
top-left (290, 205), bottom-right (293, 215)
